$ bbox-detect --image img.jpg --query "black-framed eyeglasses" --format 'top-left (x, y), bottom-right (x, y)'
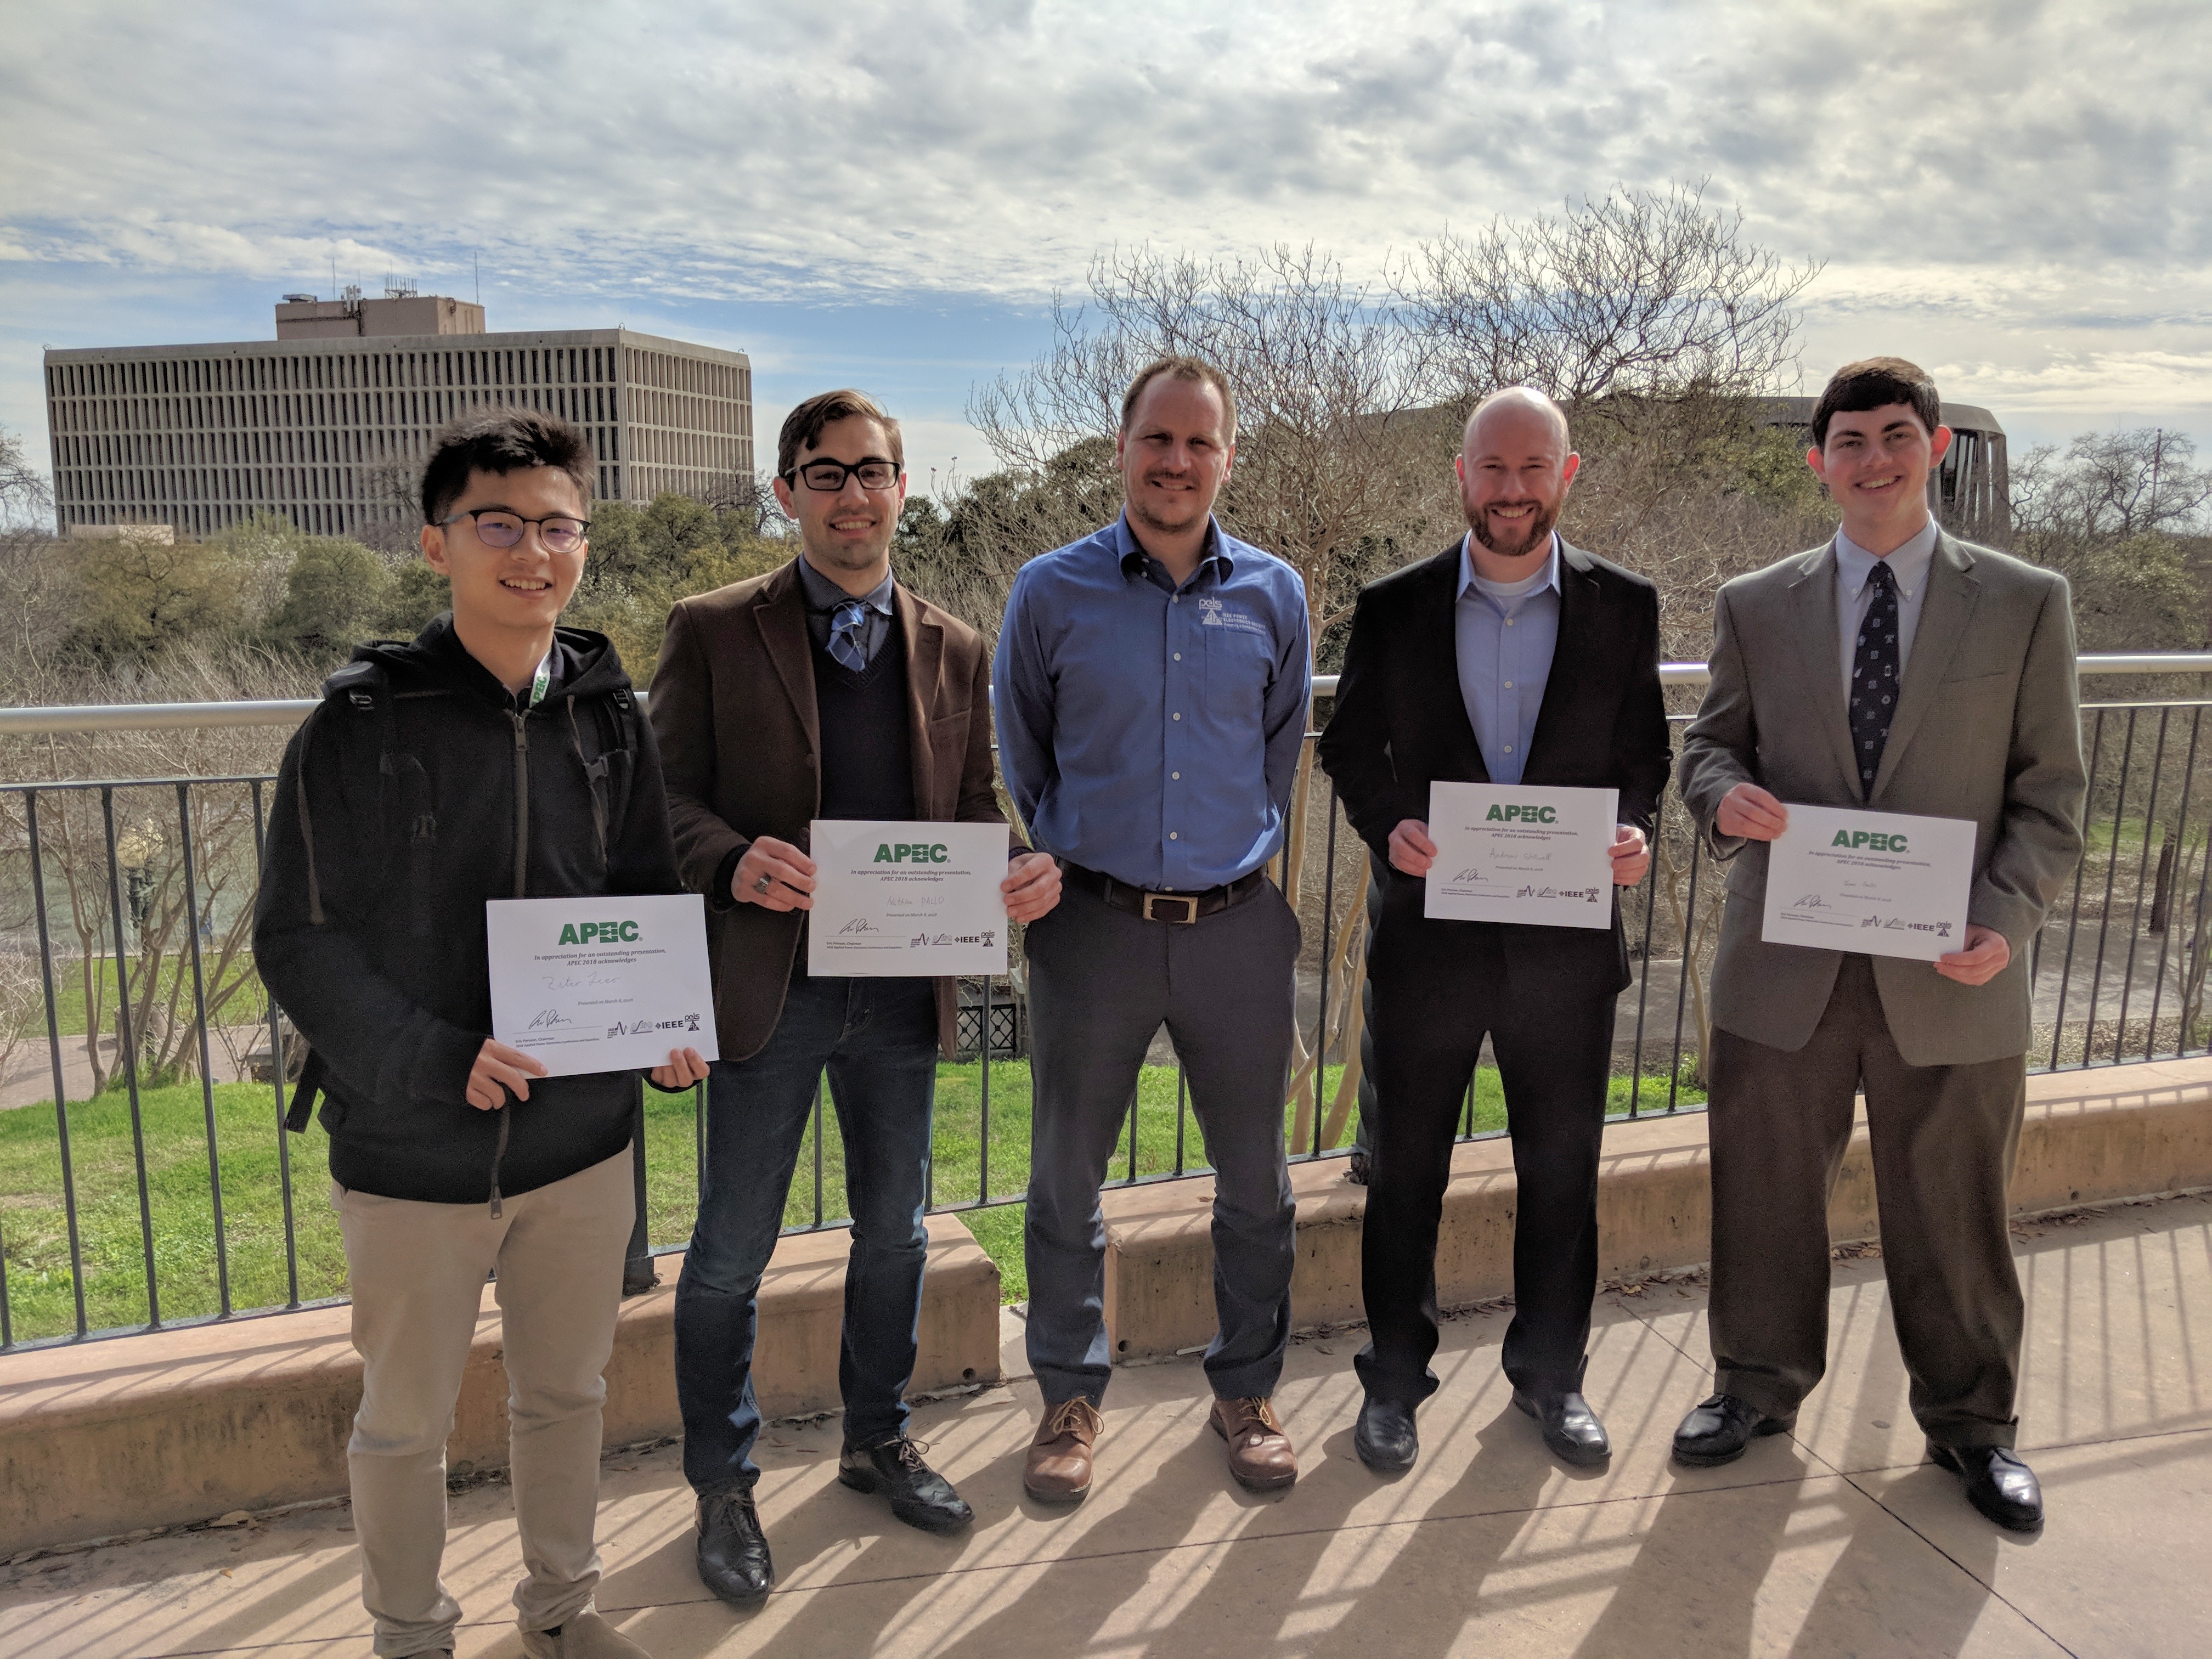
top-left (439, 509), bottom-right (590, 554)
top-left (782, 458), bottom-right (902, 493)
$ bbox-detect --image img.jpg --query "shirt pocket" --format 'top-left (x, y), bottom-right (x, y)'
top-left (1200, 618), bottom-right (1275, 718)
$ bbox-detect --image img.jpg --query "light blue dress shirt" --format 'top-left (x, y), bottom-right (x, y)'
top-left (993, 513), bottom-right (1312, 891)
top-left (1834, 519), bottom-right (1938, 695)
top-left (1455, 532), bottom-right (1562, 787)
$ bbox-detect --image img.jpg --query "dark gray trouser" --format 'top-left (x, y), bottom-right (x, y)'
top-left (1023, 878), bottom-right (1301, 1407)
top-left (1707, 955), bottom-right (2029, 1449)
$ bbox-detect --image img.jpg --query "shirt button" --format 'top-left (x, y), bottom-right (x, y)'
top-left (1170, 832), bottom-right (1180, 840)
top-left (1172, 712), bottom-right (1182, 721)
top-left (1173, 652), bottom-right (1182, 661)
top-left (1505, 618), bottom-right (1515, 627)
top-left (1172, 771), bottom-right (1181, 780)
top-left (1503, 745), bottom-right (1514, 753)
top-left (1504, 680), bottom-right (1513, 689)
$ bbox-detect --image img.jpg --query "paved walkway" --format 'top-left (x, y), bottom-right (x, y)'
top-left (4, 1194), bottom-right (2208, 1658)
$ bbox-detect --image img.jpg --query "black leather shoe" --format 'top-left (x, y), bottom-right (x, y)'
top-left (1353, 1397), bottom-right (1419, 1473)
top-left (1671, 1394), bottom-right (1797, 1467)
top-left (1513, 1389), bottom-right (1612, 1466)
top-left (695, 1489), bottom-right (773, 1606)
top-left (838, 1436), bottom-right (975, 1533)
top-left (1929, 1443), bottom-right (2044, 1532)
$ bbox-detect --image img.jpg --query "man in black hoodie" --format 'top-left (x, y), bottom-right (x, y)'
top-left (256, 410), bottom-right (703, 1659)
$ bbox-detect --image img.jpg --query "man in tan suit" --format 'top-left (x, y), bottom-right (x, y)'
top-left (648, 390), bottom-right (1060, 1605)
top-left (1674, 358), bottom-right (2085, 1531)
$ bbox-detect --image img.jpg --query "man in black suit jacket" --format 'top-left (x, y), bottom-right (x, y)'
top-left (1318, 388), bottom-right (1673, 1472)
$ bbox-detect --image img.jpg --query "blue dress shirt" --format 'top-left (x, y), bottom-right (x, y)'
top-left (994, 513), bottom-right (1312, 891)
top-left (1834, 518), bottom-right (1938, 695)
top-left (1454, 532), bottom-right (1561, 787)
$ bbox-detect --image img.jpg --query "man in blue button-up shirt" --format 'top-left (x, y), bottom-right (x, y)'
top-left (995, 356), bottom-right (1312, 1502)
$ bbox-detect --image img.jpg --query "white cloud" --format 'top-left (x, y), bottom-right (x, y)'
top-left (3, 0), bottom-right (2211, 464)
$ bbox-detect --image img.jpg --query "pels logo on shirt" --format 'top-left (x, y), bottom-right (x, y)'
top-left (1197, 597), bottom-right (1267, 635)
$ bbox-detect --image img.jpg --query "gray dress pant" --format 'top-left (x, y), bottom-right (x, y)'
top-left (1023, 877), bottom-right (1301, 1407)
top-left (1707, 955), bottom-right (2029, 1448)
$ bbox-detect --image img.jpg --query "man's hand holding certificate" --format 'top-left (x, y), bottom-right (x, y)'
top-left (1419, 783), bottom-right (1622, 928)
top-left (809, 820), bottom-right (1013, 975)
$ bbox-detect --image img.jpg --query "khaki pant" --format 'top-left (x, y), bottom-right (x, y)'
top-left (335, 1147), bottom-right (634, 1657)
top-left (1706, 956), bottom-right (2028, 1448)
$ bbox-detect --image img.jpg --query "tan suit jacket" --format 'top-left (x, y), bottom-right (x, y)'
top-left (648, 558), bottom-right (1010, 1062)
top-left (1678, 532), bottom-right (2086, 1066)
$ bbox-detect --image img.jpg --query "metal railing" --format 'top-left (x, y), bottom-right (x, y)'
top-left (2, 652), bottom-right (2209, 1352)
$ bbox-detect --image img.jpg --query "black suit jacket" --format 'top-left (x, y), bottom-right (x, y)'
top-left (1317, 538), bottom-right (1673, 1002)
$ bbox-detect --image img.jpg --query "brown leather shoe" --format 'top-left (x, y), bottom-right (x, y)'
top-left (1211, 1397), bottom-right (1297, 1491)
top-left (1024, 1397), bottom-right (1104, 1503)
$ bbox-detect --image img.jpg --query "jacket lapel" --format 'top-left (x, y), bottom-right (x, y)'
top-left (1526, 540), bottom-right (1598, 774)
top-left (1418, 540), bottom-right (1488, 785)
top-left (895, 585), bottom-right (943, 819)
top-left (1869, 533), bottom-right (1979, 802)
top-left (1786, 541), bottom-right (1864, 800)
top-left (752, 560), bottom-right (820, 761)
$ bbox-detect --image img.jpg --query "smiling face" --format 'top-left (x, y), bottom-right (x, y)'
top-left (419, 465), bottom-right (588, 636)
top-left (771, 413), bottom-right (907, 581)
top-left (1116, 375), bottom-right (1234, 543)
top-left (1808, 403), bottom-right (1954, 549)
top-left (1457, 397), bottom-right (1579, 563)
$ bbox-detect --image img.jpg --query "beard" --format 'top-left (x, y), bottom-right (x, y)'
top-left (1468, 494), bottom-right (1562, 561)
top-left (1128, 472), bottom-right (1211, 539)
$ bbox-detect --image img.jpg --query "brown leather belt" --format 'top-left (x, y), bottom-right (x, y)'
top-left (1062, 862), bottom-right (1269, 924)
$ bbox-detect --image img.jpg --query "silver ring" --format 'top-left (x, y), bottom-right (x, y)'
top-left (754, 873), bottom-right (774, 893)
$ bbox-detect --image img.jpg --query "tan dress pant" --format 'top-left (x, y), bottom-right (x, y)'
top-left (335, 1146), bottom-right (634, 1657)
top-left (1706, 955), bottom-right (2028, 1448)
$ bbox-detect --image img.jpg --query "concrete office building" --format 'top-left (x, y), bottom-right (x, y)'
top-left (42, 290), bottom-right (753, 541)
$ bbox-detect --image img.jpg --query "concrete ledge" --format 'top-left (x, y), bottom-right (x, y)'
top-left (1100, 1056), bottom-right (2212, 1361)
top-left (0, 1212), bottom-right (998, 1558)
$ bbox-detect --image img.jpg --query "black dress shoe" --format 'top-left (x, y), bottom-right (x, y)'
top-left (1929, 1443), bottom-right (2044, 1532)
top-left (1353, 1397), bottom-right (1419, 1473)
top-left (1513, 1388), bottom-right (1612, 1466)
top-left (696, 1489), bottom-right (773, 1607)
top-left (1671, 1393), bottom-right (1797, 1468)
top-left (838, 1436), bottom-right (975, 1533)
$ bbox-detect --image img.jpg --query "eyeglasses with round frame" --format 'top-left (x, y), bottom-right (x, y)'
top-left (439, 509), bottom-right (590, 554)
top-left (783, 458), bottom-right (902, 493)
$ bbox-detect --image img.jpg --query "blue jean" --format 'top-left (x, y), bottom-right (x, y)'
top-left (674, 974), bottom-right (939, 1495)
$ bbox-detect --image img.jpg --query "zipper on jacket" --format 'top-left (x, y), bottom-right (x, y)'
top-left (492, 707), bottom-right (531, 1216)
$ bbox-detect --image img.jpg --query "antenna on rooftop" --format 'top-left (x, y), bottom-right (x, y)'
top-left (474, 249), bottom-right (481, 304)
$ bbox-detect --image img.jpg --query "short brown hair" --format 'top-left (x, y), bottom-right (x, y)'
top-left (776, 388), bottom-right (903, 480)
top-left (1120, 356), bottom-right (1238, 442)
top-left (420, 408), bottom-right (594, 524)
top-left (1811, 357), bottom-right (1942, 449)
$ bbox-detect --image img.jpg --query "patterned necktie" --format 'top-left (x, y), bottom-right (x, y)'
top-left (1848, 560), bottom-right (1900, 795)
top-left (827, 600), bottom-right (871, 673)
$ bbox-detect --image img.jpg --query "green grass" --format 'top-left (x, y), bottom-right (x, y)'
top-left (0, 1060), bottom-right (1705, 1338)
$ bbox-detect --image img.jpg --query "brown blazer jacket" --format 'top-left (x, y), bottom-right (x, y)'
top-left (648, 557), bottom-right (1011, 1060)
top-left (1678, 532), bottom-right (2086, 1066)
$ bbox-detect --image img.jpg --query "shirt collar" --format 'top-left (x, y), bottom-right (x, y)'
top-left (797, 555), bottom-right (895, 616)
top-left (1457, 531), bottom-right (1562, 602)
top-left (1115, 512), bottom-right (1233, 580)
top-left (1835, 518), bottom-right (1939, 601)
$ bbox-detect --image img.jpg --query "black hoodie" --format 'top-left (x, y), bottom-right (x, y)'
top-left (254, 615), bottom-right (685, 1206)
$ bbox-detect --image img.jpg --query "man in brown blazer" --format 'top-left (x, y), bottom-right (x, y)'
top-left (1674, 358), bottom-right (2086, 1531)
top-left (647, 390), bottom-right (1061, 1606)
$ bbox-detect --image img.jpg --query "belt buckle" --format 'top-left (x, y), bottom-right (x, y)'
top-left (1141, 891), bottom-right (1197, 924)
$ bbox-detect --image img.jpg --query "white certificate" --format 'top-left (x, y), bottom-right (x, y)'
top-left (485, 893), bottom-right (719, 1076)
top-left (808, 819), bottom-right (1011, 977)
top-left (1424, 782), bottom-right (1619, 929)
top-left (1760, 804), bottom-right (1975, 961)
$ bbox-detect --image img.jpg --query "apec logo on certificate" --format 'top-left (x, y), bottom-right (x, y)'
top-left (809, 819), bottom-right (1011, 977)
top-left (1760, 804), bottom-right (1974, 962)
top-left (1424, 782), bottom-right (1618, 929)
top-left (486, 893), bottom-right (719, 1076)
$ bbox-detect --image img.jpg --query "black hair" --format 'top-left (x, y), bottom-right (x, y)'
top-left (420, 408), bottom-right (594, 525)
top-left (1810, 358), bottom-right (1942, 449)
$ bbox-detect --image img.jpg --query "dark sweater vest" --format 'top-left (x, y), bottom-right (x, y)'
top-left (812, 623), bottom-right (916, 823)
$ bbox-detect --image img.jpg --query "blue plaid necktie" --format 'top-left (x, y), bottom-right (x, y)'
top-left (827, 601), bottom-right (870, 673)
top-left (1848, 561), bottom-right (1900, 795)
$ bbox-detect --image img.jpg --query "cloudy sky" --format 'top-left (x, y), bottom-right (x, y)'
top-left (5, 0), bottom-right (2210, 499)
